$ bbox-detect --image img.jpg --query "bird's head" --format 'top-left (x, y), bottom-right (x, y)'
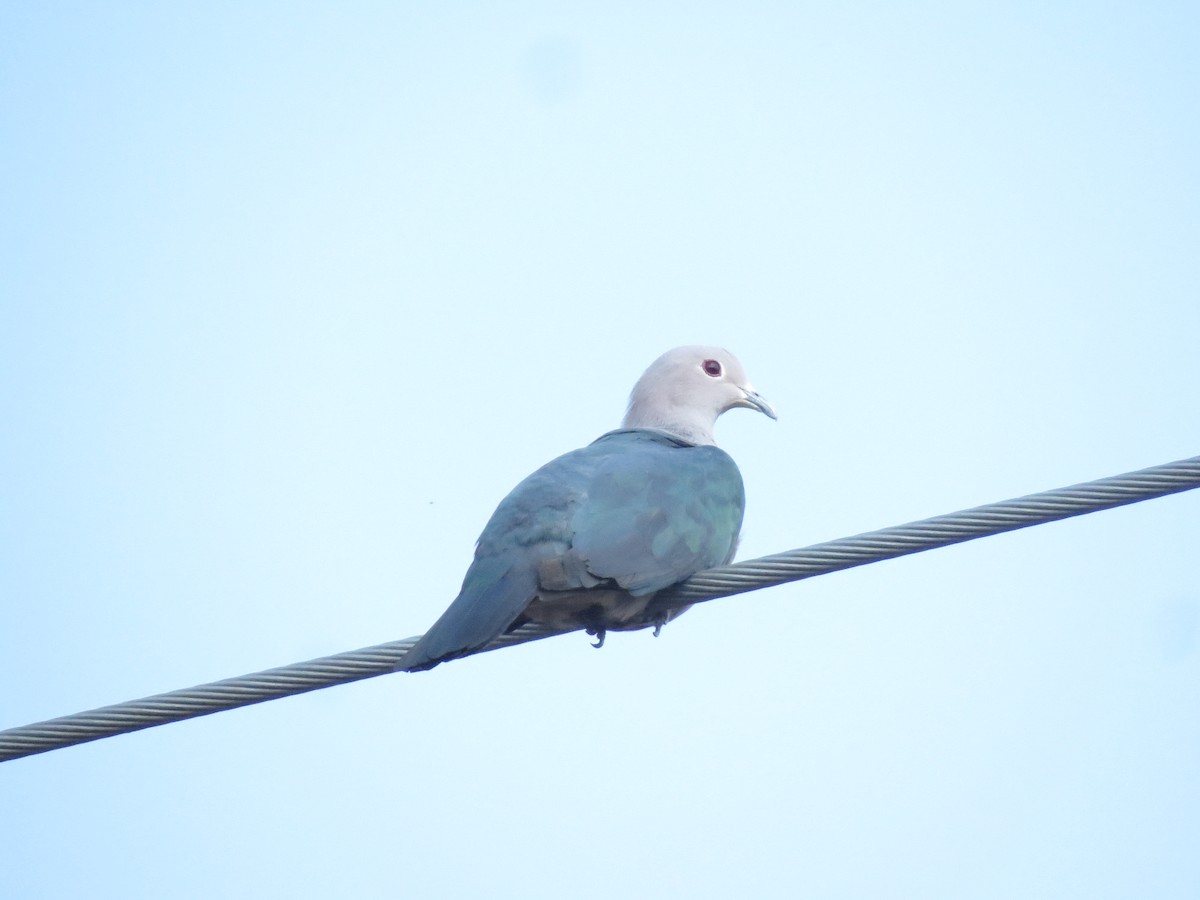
top-left (622, 346), bottom-right (776, 445)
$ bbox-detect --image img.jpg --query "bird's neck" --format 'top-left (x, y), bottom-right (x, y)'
top-left (621, 403), bottom-right (717, 446)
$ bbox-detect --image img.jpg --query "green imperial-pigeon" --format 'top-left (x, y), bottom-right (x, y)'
top-left (399, 346), bottom-right (776, 672)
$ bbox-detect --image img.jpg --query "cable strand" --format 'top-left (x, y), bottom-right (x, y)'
top-left (2, 454), bottom-right (1197, 763)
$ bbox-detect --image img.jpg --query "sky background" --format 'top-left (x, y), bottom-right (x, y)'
top-left (2, 3), bottom-right (1198, 897)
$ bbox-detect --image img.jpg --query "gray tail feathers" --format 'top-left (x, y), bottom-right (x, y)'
top-left (398, 561), bottom-right (535, 672)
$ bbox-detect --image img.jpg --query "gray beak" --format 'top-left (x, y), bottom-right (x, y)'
top-left (738, 388), bottom-right (777, 420)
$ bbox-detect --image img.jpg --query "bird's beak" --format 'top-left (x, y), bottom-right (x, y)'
top-left (735, 388), bottom-right (777, 420)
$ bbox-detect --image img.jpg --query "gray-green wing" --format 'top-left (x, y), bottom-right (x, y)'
top-left (569, 433), bottom-right (745, 596)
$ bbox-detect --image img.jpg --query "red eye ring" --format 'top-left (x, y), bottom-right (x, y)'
top-left (702, 359), bottom-right (722, 377)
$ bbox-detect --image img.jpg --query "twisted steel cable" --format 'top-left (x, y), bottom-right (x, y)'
top-left (650, 454), bottom-right (1200, 610)
top-left (3, 454), bottom-right (1198, 763)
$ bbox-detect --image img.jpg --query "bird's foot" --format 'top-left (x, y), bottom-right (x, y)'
top-left (588, 628), bottom-right (607, 649)
top-left (651, 612), bottom-right (670, 638)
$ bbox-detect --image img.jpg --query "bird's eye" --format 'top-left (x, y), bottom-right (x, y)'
top-left (702, 359), bottom-right (722, 377)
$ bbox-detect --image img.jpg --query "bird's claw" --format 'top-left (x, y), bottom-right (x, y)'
top-left (590, 628), bottom-right (606, 649)
top-left (651, 612), bottom-right (669, 638)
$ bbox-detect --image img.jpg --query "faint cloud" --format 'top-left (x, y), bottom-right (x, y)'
top-left (521, 37), bottom-right (583, 104)
top-left (1156, 595), bottom-right (1199, 662)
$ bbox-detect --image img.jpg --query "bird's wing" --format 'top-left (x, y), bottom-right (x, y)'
top-left (568, 430), bottom-right (746, 596)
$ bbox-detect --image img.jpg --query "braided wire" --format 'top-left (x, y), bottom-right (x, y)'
top-left (3, 455), bottom-right (1198, 763)
top-left (651, 460), bottom-right (1200, 609)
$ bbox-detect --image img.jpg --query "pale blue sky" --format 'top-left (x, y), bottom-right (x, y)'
top-left (2, 4), bottom-right (1198, 898)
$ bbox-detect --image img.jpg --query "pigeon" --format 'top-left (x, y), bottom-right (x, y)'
top-left (399, 346), bottom-right (775, 671)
